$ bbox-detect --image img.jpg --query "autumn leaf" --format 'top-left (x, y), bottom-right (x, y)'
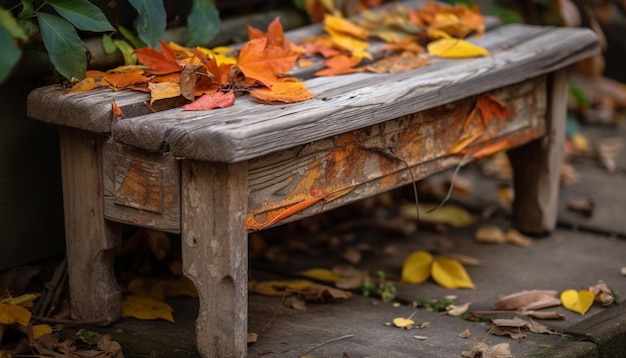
top-left (134, 40), bottom-right (181, 75)
top-left (493, 290), bottom-right (560, 311)
top-left (431, 257), bottom-right (475, 289)
top-left (427, 38), bottom-right (489, 58)
top-left (560, 289), bottom-right (594, 315)
top-left (297, 268), bottom-right (344, 282)
top-left (476, 94), bottom-right (509, 126)
top-left (315, 54), bottom-right (363, 76)
top-left (237, 37), bottom-right (300, 87)
top-left (121, 294), bottom-right (174, 322)
top-left (0, 302), bottom-right (31, 326)
top-left (400, 203), bottom-right (475, 227)
top-left (253, 280), bottom-right (316, 296)
top-left (401, 250), bottom-right (475, 289)
top-left (148, 81), bottom-right (181, 105)
top-left (299, 284), bottom-right (352, 302)
top-left (112, 99), bottom-right (123, 117)
top-left (324, 14), bottom-right (369, 40)
top-left (401, 250), bottom-right (433, 284)
top-left (250, 81), bottom-right (315, 103)
top-left (33, 324), bottom-right (52, 339)
top-left (462, 337), bottom-right (513, 358)
top-left (182, 90), bottom-right (235, 110)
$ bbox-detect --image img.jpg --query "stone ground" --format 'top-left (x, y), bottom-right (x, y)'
top-left (91, 121), bottom-right (626, 358)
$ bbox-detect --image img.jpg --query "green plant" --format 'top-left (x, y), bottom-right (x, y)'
top-left (361, 270), bottom-right (397, 303)
top-left (0, 0), bottom-right (220, 84)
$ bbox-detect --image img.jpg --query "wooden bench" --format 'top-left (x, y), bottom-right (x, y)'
top-left (27, 13), bottom-right (598, 357)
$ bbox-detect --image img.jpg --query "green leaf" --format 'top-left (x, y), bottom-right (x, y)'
top-left (102, 33), bottom-right (116, 54)
top-left (118, 24), bottom-right (146, 49)
top-left (0, 25), bottom-right (21, 83)
top-left (0, 7), bottom-right (28, 40)
top-left (18, 1), bottom-right (35, 19)
top-left (37, 12), bottom-right (86, 80)
top-left (113, 39), bottom-right (137, 65)
top-left (185, 0), bottom-right (220, 47)
top-left (128, 0), bottom-right (165, 48)
top-left (48, 0), bottom-right (114, 32)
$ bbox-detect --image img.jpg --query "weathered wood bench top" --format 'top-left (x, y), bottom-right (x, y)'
top-left (28, 24), bottom-right (599, 163)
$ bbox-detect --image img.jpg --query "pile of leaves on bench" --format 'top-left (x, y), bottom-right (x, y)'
top-left (69, 2), bottom-right (489, 112)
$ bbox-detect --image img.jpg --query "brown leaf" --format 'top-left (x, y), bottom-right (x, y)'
top-left (489, 325), bottom-right (527, 339)
top-left (462, 337), bottom-right (513, 358)
top-left (519, 310), bottom-right (566, 320)
top-left (458, 328), bottom-right (472, 338)
top-left (474, 225), bottom-right (505, 244)
top-left (493, 290), bottom-right (559, 311)
top-left (299, 284), bottom-right (352, 302)
top-left (504, 228), bottom-right (532, 247)
top-left (284, 296), bottom-right (307, 311)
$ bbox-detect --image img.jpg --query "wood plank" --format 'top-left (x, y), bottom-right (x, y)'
top-left (58, 128), bottom-right (122, 323)
top-left (507, 69), bottom-right (568, 235)
top-left (103, 141), bottom-right (181, 233)
top-left (181, 160), bottom-right (249, 357)
top-left (244, 76), bottom-right (547, 230)
top-left (111, 25), bottom-right (598, 162)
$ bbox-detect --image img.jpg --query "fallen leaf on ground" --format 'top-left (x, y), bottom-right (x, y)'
top-left (567, 197), bottom-right (594, 218)
top-left (474, 225), bottom-right (505, 244)
top-left (431, 257), bottom-right (475, 289)
top-left (458, 328), bottom-right (472, 338)
top-left (248, 332), bottom-right (258, 343)
top-left (488, 324), bottom-right (527, 339)
top-left (504, 228), bottom-right (532, 247)
top-left (596, 137), bottom-right (624, 173)
top-left (401, 250), bottom-right (434, 284)
top-left (493, 290), bottom-right (559, 311)
top-left (447, 302), bottom-right (471, 316)
top-left (492, 316), bottom-right (555, 334)
top-left (393, 317), bottom-right (415, 329)
top-left (284, 296), bottom-right (307, 310)
top-left (0, 302), bottom-right (31, 326)
top-left (462, 337), bottom-right (513, 358)
top-left (299, 284), bottom-right (353, 302)
top-left (400, 203), bottom-right (474, 227)
top-left (121, 294), bottom-right (174, 322)
top-left (253, 279), bottom-right (315, 296)
top-left (298, 268), bottom-right (344, 282)
top-left (519, 310), bottom-right (565, 320)
top-left (560, 289), bottom-right (594, 315)
top-left (32, 324), bottom-right (52, 339)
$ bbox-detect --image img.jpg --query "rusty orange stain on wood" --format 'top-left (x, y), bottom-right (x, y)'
top-left (116, 159), bottom-right (162, 212)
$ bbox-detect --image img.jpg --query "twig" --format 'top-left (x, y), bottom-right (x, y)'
top-left (425, 154), bottom-right (472, 214)
top-left (30, 315), bottom-right (109, 327)
top-left (305, 334), bottom-right (355, 353)
top-left (35, 257), bottom-right (67, 317)
top-left (260, 290), bottom-right (289, 332)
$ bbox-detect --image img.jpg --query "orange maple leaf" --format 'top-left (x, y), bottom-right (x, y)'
top-left (134, 40), bottom-right (181, 75)
top-left (237, 37), bottom-right (300, 87)
top-left (183, 90), bottom-right (235, 110)
top-left (315, 55), bottom-right (363, 76)
top-left (250, 81), bottom-right (315, 103)
top-left (476, 94), bottom-right (509, 127)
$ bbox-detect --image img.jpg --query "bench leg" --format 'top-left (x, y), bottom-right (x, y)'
top-left (507, 69), bottom-right (568, 236)
top-left (181, 160), bottom-right (249, 358)
top-left (59, 128), bottom-right (122, 323)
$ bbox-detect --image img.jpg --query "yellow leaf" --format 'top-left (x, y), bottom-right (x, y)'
top-left (1, 293), bottom-right (38, 307)
top-left (121, 295), bottom-right (174, 322)
top-left (298, 268), bottom-right (344, 282)
top-left (162, 277), bottom-right (199, 298)
top-left (560, 289), bottom-right (594, 315)
top-left (427, 38), bottom-right (489, 58)
top-left (431, 257), bottom-right (475, 289)
top-left (148, 81), bottom-right (181, 105)
top-left (393, 317), bottom-right (415, 328)
top-left (401, 203), bottom-right (474, 228)
top-left (253, 280), bottom-right (315, 296)
top-left (401, 250), bottom-right (434, 283)
top-left (324, 14), bottom-right (369, 39)
top-left (0, 303), bottom-right (31, 326)
top-left (32, 324), bottom-right (52, 339)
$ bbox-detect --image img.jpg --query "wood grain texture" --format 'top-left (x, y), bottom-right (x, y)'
top-left (59, 128), bottom-right (121, 323)
top-left (245, 76), bottom-right (547, 229)
top-left (103, 141), bottom-right (181, 233)
top-left (181, 161), bottom-right (248, 357)
top-left (507, 69), bottom-right (569, 235)
top-left (110, 25), bottom-right (598, 162)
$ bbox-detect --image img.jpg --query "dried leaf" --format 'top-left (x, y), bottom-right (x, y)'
top-left (519, 310), bottom-right (565, 320)
top-left (400, 203), bottom-right (474, 227)
top-left (148, 81), bottom-right (181, 105)
top-left (32, 324), bottom-right (52, 339)
top-left (324, 14), bottom-right (369, 39)
top-left (250, 81), bottom-right (315, 103)
top-left (431, 257), bottom-right (475, 289)
top-left (462, 337), bottom-right (513, 358)
top-left (284, 296), bottom-right (307, 311)
top-left (504, 228), bottom-right (532, 247)
top-left (299, 284), bottom-right (352, 302)
top-left (298, 268), bottom-right (344, 282)
top-left (392, 317), bottom-right (415, 328)
top-left (590, 282), bottom-right (615, 306)
top-left (182, 90), bottom-right (235, 110)
top-left (474, 225), bottom-right (505, 244)
top-left (560, 289), bottom-right (594, 315)
top-left (427, 38), bottom-right (489, 58)
top-left (237, 37), bottom-right (300, 87)
top-left (489, 325), bottom-right (527, 339)
top-left (0, 302), bottom-right (31, 326)
top-left (401, 250), bottom-right (433, 284)
top-left (253, 280), bottom-right (315, 296)
top-left (447, 302), bottom-right (471, 316)
top-left (493, 290), bottom-right (558, 311)
top-left (458, 328), bottom-right (472, 338)
top-left (112, 99), bottom-right (123, 117)
top-left (476, 94), bottom-right (509, 126)
top-left (121, 294), bottom-right (174, 322)
top-left (247, 332), bottom-right (258, 343)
